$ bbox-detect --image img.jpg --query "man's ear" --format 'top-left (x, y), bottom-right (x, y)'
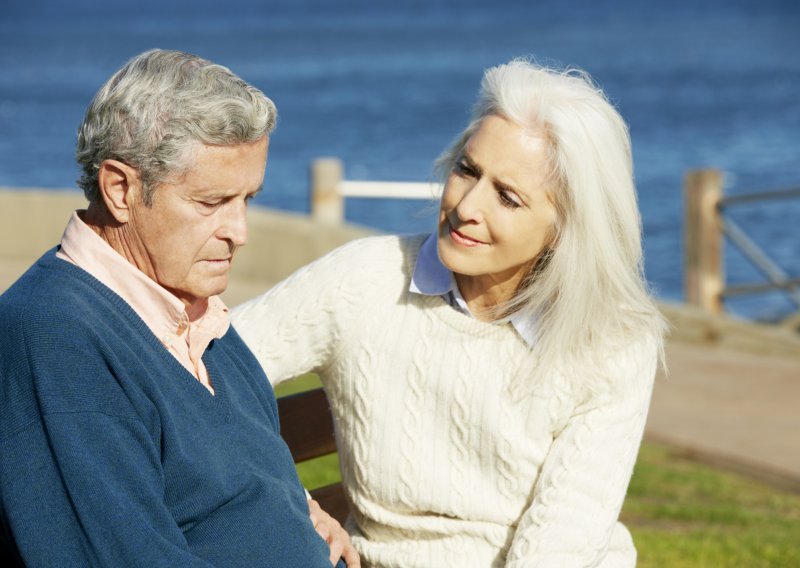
top-left (97, 159), bottom-right (141, 223)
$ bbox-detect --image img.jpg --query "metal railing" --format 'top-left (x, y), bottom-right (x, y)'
top-left (684, 170), bottom-right (800, 315)
top-left (309, 161), bottom-right (799, 318)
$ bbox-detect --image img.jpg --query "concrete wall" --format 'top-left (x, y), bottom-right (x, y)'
top-left (2, 187), bottom-right (798, 360)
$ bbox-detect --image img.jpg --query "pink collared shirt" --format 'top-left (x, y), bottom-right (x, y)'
top-left (56, 211), bottom-right (229, 395)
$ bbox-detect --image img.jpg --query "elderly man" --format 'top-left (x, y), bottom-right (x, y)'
top-left (0, 50), bottom-right (357, 567)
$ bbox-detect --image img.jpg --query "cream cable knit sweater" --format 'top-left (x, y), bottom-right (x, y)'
top-left (232, 235), bottom-right (657, 568)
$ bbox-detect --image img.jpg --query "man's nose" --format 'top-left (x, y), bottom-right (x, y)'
top-left (219, 200), bottom-right (248, 248)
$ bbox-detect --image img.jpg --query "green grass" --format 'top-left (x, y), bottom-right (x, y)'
top-left (295, 453), bottom-right (342, 488)
top-left (277, 380), bottom-right (800, 566)
top-left (274, 373), bottom-right (322, 398)
top-left (622, 443), bottom-right (800, 567)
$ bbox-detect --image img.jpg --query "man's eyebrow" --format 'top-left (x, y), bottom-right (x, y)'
top-left (197, 185), bottom-right (263, 198)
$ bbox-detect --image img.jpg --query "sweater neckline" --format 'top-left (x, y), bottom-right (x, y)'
top-left (42, 248), bottom-right (232, 409)
top-left (402, 236), bottom-right (529, 347)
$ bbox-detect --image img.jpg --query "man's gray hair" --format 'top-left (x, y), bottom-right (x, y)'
top-left (76, 49), bottom-right (277, 205)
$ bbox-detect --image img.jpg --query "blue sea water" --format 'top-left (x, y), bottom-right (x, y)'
top-left (1, 0), bottom-right (799, 319)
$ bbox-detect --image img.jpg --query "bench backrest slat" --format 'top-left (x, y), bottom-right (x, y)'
top-left (277, 388), bottom-right (349, 524)
top-left (278, 388), bottom-right (338, 461)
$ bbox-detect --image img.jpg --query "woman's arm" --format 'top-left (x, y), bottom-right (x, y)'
top-left (505, 340), bottom-right (658, 568)
top-left (232, 239), bottom-right (369, 385)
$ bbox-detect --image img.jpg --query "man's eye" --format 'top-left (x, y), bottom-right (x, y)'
top-left (196, 200), bottom-right (221, 210)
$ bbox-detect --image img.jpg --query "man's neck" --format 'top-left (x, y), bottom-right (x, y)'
top-left (82, 203), bottom-right (207, 321)
top-left (185, 298), bottom-right (209, 322)
top-left (83, 201), bottom-right (125, 249)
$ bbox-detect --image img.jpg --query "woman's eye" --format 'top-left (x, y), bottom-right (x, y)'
top-left (498, 190), bottom-right (522, 209)
top-left (455, 161), bottom-right (476, 177)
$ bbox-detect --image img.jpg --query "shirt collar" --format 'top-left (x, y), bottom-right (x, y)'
top-left (409, 232), bottom-right (452, 296)
top-left (410, 233), bottom-right (538, 347)
top-left (58, 210), bottom-right (230, 346)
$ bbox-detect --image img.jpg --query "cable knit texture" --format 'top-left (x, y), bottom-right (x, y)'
top-left (233, 235), bottom-right (658, 568)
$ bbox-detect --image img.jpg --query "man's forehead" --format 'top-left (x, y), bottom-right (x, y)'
top-left (158, 137), bottom-right (268, 188)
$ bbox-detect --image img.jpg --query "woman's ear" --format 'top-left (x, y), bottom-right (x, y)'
top-left (97, 159), bottom-right (142, 223)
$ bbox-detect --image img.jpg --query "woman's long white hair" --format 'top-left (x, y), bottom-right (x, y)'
top-left (437, 59), bottom-right (666, 388)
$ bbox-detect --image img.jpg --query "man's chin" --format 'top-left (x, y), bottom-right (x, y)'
top-left (167, 279), bottom-right (228, 312)
top-left (203, 279), bottom-right (229, 301)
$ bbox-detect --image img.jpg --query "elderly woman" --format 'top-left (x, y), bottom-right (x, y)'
top-left (233, 59), bottom-right (665, 567)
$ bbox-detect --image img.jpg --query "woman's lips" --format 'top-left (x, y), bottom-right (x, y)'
top-left (449, 225), bottom-right (486, 247)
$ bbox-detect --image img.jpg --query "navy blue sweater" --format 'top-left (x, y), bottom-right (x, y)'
top-left (0, 250), bottom-right (334, 567)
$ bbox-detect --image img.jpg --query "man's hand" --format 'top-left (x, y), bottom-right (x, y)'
top-left (308, 498), bottom-right (360, 567)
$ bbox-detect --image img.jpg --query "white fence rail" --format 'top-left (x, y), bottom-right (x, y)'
top-left (310, 157), bottom-right (441, 224)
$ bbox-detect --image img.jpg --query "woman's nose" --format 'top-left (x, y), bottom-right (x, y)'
top-left (452, 180), bottom-right (487, 225)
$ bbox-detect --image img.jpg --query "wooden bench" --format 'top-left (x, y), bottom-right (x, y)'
top-left (277, 387), bottom-right (350, 524)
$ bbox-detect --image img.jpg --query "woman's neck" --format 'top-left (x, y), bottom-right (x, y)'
top-left (454, 271), bottom-right (524, 322)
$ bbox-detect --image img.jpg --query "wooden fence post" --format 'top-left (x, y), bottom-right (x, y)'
top-left (310, 158), bottom-right (344, 224)
top-left (684, 169), bottom-right (724, 314)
